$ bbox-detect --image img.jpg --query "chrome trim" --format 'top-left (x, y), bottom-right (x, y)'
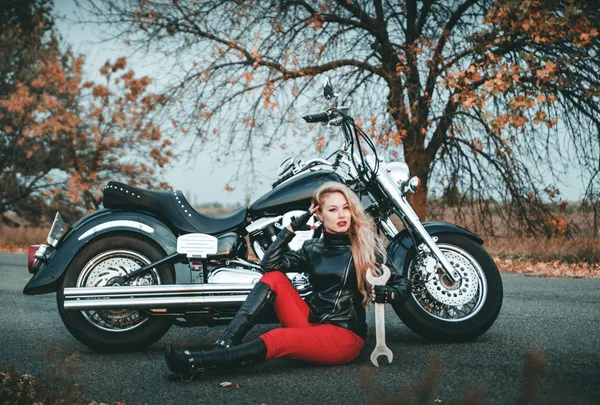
top-left (408, 244), bottom-right (488, 322)
top-left (380, 218), bottom-right (399, 239)
top-left (246, 216), bottom-right (283, 234)
top-left (63, 295), bottom-right (248, 310)
top-left (386, 161), bottom-right (410, 185)
top-left (78, 220), bottom-right (155, 241)
top-left (404, 176), bottom-right (420, 194)
top-left (63, 282), bottom-right (257, 310)
top-left (252, 241), bottom-right (266, 260)
top-left (33, 244), bottom-right (52, 261)
top-left (207, 268), bottom-right (262, 284)
top-left (75, 249), bottom-right (159, 332)
top-left (177, 233), bottom-right (218, 258)
top-left (64, 283), bottom-right (255, 298)
top-left (277, 156), bottom-right (295, 176)
top-left (365, 155), bottom-right (459, 284)
top-left (301, 158), bottom-right (333, 168)
top-left (226, 259), bottom-right (263, 271)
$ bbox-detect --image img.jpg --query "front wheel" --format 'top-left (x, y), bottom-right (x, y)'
top-left (57, 234), bottom-right (175, 352)
top-left (394, 233), bottom-right (503, 342)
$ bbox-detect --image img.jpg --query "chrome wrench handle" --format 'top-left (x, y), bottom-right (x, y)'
top-left (366, 265), bottom-right (393, 367)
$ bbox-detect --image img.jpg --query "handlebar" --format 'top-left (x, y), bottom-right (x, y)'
top-left (302, 112), bottom-right (329, 123)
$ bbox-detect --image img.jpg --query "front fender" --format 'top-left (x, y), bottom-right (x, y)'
top-left (385, 221), bottom-right (483, 277)
top-left (23, 209), bottom-right (177, 295)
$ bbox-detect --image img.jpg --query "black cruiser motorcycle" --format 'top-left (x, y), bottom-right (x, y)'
top-left (24, 79), bottom-right (503, 352)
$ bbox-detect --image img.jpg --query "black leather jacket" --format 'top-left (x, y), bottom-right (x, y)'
top-left (260, 227), bottom-right (408, 339)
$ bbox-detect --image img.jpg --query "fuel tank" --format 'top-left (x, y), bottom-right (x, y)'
top-left (248, 168), bottom-right (344, 217)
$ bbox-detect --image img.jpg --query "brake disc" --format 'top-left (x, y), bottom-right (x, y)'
top-left (419, 251), bottom-right (479, 306)
top-left (80, 254), bottom-right (153, 330)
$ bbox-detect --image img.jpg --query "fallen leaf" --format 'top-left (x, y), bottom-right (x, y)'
top-left (434, 400), bottom-right (442, 404)
top-left (219, 381), bottom-right (233, 388)
top-left (235, 383), bottom-right (241, 389)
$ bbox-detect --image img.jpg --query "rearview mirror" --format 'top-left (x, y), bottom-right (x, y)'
top-left (323, 77), bottom-right (336, 100)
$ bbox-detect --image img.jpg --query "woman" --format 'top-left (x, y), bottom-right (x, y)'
top-left (164, 181), bottom-right (411, 381)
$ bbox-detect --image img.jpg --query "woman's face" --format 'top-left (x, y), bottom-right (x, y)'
top-left (317, 191), bottom-right (352, 234)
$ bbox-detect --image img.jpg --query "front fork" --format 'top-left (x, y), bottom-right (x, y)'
top-left (371, 162), bottom-right (461, 284)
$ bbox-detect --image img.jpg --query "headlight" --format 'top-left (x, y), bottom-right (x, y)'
top-left (386, 162), bottom-right (410, 185)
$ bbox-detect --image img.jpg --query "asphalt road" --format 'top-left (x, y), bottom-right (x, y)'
top-left (1, 252), bottom-right (599, 405)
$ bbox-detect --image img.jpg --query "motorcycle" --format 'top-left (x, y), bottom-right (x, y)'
top-left (24, 79), bottom-right (503, 353)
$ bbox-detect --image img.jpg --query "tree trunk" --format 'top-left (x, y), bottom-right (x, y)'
top-left (408, 180), bottom-right (429, 220)
top-left (405, 151), bottom-right (431, 221)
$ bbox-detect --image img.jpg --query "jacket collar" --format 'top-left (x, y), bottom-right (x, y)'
top-left (322, 231), bottom-right (351, 246)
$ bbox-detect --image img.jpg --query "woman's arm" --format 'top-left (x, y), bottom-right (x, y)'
top-left (370, 253), bottom-right (412, 305)
top-left (260, 227), bottom-right (309, 273)
top-left (260, 205), bottom-right (318, 273)
top-left (385, 262), bottom-right (412, 304)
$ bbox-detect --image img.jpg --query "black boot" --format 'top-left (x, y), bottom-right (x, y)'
top-left (164, 339), bottom-right (268, 381)
top-left (214, 281), bottom-right (275, 349)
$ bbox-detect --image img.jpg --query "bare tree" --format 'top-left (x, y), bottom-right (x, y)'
top-left (80, 0), bottom-right (600, 235)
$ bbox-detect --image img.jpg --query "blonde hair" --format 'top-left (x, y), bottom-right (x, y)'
top-left (312, 182), bottom-right (386, 307)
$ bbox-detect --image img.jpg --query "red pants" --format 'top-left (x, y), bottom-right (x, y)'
top-left (257, 271), bottom-right (364, 365)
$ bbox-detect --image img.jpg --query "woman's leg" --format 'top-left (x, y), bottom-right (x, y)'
top-left (214, 271), bottom-right (309, 347)
top-left (164, 339), bottom-right (268, 381)
top-left (259, 271), bottom-right (312, 328)
top-left (214, 280), bottom-right (274, 348)
top-left (260, 273), bottom-right (365, 365)
top-left (259, 324), bottom-right (365, 365)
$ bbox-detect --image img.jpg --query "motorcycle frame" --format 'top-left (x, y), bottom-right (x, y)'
top-left (24, 95), bottom-right (487, 310)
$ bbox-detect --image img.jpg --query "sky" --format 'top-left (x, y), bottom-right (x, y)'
top-left (52, 0), bottom-right (590, 206)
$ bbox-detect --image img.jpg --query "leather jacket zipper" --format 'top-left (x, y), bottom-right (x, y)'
top-left (320, 255), bottom-right (352, 323)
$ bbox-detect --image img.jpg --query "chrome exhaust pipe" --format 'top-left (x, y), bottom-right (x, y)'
top-left (64, 283), bottom-right (255, 298)
top-left (63, 283), bottom-right (255, 311)
top-left (63, 295), bottom-right (248, 310)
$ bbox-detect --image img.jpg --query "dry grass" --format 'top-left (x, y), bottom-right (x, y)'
top-left (0, 225), bottom-right (48, 252)
top-left (484, 235), bottom-right (600, 278)
top-left (485, 236), bottom-right (599, 264)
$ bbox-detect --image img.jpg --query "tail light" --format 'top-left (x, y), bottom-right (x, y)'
top-left (28, 245), bottom-right (40, 274)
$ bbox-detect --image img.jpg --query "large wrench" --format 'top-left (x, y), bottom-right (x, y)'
top-left (366, 265), bottom-right (393, 367)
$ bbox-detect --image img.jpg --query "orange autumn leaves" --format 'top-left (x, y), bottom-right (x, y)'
top-left (0, 53), bottom-right (173, 214)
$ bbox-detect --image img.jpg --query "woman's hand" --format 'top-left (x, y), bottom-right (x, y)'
top-left (370, 285), bottom-right (396, 304)
top-left (288, 203), bottom-right (320, 232)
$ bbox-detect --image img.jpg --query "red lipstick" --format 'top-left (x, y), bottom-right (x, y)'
top-left (337, 221), bottom-right (347, 227)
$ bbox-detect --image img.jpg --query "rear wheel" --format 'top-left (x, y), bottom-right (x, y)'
top-left (393, 233), bottom-right (503, 342)
top-left (57, 234), bottom-right (175, 352)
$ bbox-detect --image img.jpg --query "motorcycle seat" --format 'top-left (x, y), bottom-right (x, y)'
top-left (102, 181), bottom-right (247, 235)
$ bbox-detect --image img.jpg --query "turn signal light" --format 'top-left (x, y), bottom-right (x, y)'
top-left (28, 245), bottom-right (40, 274)
top-left (406, 177), bottom-right (421, 194)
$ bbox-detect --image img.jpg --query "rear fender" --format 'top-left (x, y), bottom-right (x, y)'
top-left (385, 221), bottom-right (483, 277)
top-left (23, 209), bottom-right (177, 295)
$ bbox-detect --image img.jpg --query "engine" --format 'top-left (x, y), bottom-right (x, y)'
top-left (248, 211), bottom-right (319, 261)
top-left (207, 264), bottom-right (312, 298)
